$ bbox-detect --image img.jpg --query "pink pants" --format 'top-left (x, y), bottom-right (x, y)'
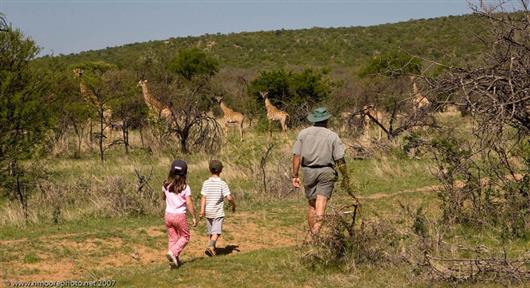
top-left (164, 213), bottom-right (190, 258)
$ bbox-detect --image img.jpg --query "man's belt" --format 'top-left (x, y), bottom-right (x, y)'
top-left (301, 164), bottom-right (334, 169)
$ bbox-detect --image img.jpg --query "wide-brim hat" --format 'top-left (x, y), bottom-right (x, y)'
top-left (170, 159), bottom-right (188, 176)
top-left (307, 107), bottom-right (332, 123)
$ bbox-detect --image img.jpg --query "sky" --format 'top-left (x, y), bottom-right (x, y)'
top-left (1, 0), bottom-right (474, 56)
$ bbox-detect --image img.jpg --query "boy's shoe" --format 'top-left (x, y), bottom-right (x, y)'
top-left (205, 246), bottom-right (216, 257)
top-left (166, 251), bottom-right (179, 269)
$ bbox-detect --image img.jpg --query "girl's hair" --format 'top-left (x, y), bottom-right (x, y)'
top-left (165, 172), bottom-right (187, 194)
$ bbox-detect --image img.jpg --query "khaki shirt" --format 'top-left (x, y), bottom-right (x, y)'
top-left (292, 126), bottom-right (345, 167)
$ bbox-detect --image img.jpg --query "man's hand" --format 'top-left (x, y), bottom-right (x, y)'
top-left (199, 211), bottom-right (205, 219)
top-left (192, 217), bottom-right (197, 227)
top-left (292, 177), bottom-right (301, 188)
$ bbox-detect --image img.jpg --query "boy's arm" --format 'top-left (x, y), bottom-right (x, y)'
top-left (185, 196), bottom-right (197, 227)
top-left (221, 182), bottom-right (236, 212)
top-left (226, 194), bottom-right (236, 213)
top-left (200, 196), bottom-right (206, 218)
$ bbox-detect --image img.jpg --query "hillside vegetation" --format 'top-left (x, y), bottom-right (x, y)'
top-left (37, 14), bottom-right (488, 70)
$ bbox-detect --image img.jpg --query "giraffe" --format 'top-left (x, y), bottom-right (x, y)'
top-left (137, 79), bottom-right (174, 125)
top-left (361, 105), bottom-right (388, 141)
top-left (259, 91), bottom-right (289, 134)
top-left (215, 96), bottom-right (245, 141)
top-left (410, 76), bottom-right (431, 113)
top-left (340, 110), bottom-right (364, 135)
top-left (73, 68), bottom-right (113, 142)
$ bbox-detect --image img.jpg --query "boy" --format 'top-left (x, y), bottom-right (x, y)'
top-left (199, 159), bottom-right (236, 256)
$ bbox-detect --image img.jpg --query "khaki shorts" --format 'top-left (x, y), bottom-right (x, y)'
top-left (302, 167), bottom-right (338, 200)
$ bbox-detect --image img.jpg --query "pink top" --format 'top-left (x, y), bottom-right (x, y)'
top-left (163, 184), bottom-right (191, 214)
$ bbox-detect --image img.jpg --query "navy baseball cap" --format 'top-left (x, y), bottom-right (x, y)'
top-left (170, 159), bottom-right (188, 176)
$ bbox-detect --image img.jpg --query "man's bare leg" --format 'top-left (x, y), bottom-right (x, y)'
top-left (312, 195), bottom-right (328, 234)
top-left (307, 199), bottom-right (317, 234)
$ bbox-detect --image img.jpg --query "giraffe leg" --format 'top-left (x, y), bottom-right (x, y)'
top-left (268, 119), bottom-right (272, 138)
top-left (108, 121), bottom-right (114, 144)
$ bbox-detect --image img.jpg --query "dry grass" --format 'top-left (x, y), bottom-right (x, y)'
top-left (0, 130), bottom-right (301, 226)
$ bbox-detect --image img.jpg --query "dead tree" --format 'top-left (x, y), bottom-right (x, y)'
top-left (170, 84), bottom-right (223, 154)
top-left (427, 1), bottom-right (529, 233)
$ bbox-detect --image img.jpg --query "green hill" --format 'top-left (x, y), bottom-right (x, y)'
top-left (37, 13), bottom-right (488, 71)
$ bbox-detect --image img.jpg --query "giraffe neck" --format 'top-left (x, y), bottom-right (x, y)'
top-left (264, 97), bottom-right (277, 113)
top-left (220, 102), bottom-right (233, 114)
top-left (141, 83), bottom-right (165, 112)
top-left (79, 82), bottom-right (99, 107)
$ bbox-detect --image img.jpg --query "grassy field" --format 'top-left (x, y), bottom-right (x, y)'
top-left (1, 122), bottom-right (528, 287)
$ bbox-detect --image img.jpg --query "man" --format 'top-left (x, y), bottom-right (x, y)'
top-left (291, 107), bottom-right (349, 235)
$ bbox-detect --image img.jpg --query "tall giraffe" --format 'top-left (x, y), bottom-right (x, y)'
top-left (410, 76), bottom-right (430, 113)
top-left (73, 68), bottom-right (113, 141)
top-left (137, 80), bottom-right (174, 124)
top-left (215, 96), bottom-right (245, 141)
top-left (259, 91), bottom-right (289, 133)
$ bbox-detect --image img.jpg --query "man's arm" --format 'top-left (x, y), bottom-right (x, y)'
top-left (292, 154), bottom-right (301, 188)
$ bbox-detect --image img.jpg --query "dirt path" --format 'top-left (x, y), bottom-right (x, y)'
top-left (1, 211), bottom-right (304, 282)
top-left (359, 185), bottom-right (438, 200)
top-left (360, 172), bottom-right (525, 201)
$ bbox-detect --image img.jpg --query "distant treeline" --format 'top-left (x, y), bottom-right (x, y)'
top-left (35, 14), bottom-right (488, 71)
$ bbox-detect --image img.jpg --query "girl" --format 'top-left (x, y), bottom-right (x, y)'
top-left (163, 159), bottom-right (197, 269)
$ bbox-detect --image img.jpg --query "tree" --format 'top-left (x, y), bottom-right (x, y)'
top-left (358, 50), bottom-right (422, 78)
top-left (0, 26), bottom-right (53, 220)
top-left (428, 1), bottom-right (529, 236)
top-left (168, 48), bottom-right (219, 81)
top-left (143, 48), bottom-right (222, 154)
top-left (248, 68), bottom-right (335, 126)
top-left (71, 61), bottom-right (118, 161)
top-left (354, 51), bottom-right (437, 140)
top-left (110, 70), bottom-right (148, 154)
top-left (171, 48), bottom-right (221, 153)
top-left (52, 67), bottom-right (92, 158)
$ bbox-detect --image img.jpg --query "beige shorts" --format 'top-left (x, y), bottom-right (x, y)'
top-left (302, 167), bottom-right (338, 200)
top-left (206, 217), bottom-right (224, 235)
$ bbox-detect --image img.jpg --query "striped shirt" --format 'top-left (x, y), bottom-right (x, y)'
top-left (201, 176), bottom-right (231, 218)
